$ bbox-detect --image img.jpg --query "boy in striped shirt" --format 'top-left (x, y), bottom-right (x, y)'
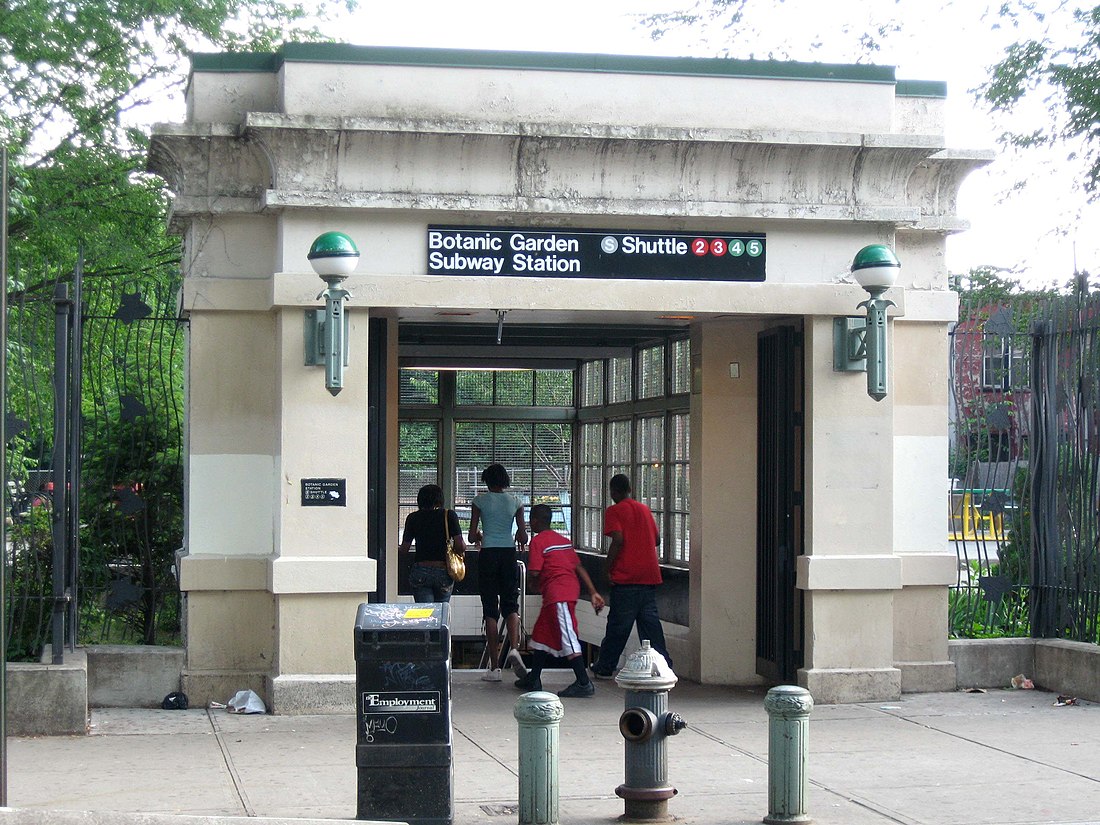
top-left (514, 504), bottom-right (606, 698)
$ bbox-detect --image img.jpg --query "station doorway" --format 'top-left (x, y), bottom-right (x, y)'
top-left (388, 320), bottom-right (693, 646)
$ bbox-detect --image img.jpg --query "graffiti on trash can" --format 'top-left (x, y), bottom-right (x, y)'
top-left (362, 715), bottom-right (399, 742)
top-left (382, 661), bottom-right (434, 691)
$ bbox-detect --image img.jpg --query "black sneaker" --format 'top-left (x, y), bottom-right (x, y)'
top-left (590, 667), bottom-right (615, 681)
top-left (557, 680), bottom-right (595, 698)
top-left (514, 673), bottom-right (542, 691)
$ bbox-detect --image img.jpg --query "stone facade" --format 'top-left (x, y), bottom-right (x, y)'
top-left (149, 45), bottom-right (989, 708)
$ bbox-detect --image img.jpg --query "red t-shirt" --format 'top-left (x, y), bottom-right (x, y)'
top-left (528, 529), bottom-right (581, 605)
top-left (604, 498), bottom-right (662, 585)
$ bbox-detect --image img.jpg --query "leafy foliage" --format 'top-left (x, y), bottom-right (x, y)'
top-left (1, 0), bottom-right (356, 162)
top-left (978, 3), bottom-right (1100, 198)
top-left (2, 0), bottom-right (354, 658)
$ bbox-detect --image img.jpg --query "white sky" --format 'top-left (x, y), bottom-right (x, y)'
top-left (306, 0), bottom-right (1097, 287)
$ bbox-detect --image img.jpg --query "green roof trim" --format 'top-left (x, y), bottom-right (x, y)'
top-left (191, 51), bottom-right (279, 72)
top-left (192, 43), bottom-right (897, 85)
top-left (896, 79), bottom-right (948, 98)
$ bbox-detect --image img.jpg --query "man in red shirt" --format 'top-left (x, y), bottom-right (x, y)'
top-left (514, 504), bottom-right (606, 697)
top-left (590, 474), bottom-right (673, 678)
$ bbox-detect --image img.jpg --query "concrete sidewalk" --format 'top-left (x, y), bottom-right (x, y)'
top-left (4, 671), bottom-right (1099, 825)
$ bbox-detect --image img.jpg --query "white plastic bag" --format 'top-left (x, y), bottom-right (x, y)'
top-left (227, 689), bottom-right (267, 714)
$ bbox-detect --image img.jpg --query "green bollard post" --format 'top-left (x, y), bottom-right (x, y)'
top-left (514, 690), bottom-right (564, 825)
top-left (763, 685), bottom-right (814, 824)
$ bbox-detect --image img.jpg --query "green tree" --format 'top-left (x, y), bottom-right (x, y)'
top-left (2, 0), bottom-right (356, 268)
top-left (2, 0), bottom-right (354, 656)
top-left (981, 4), bottom-right (1100, 199)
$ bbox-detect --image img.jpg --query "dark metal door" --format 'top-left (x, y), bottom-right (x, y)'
top-left (756, 325), bottom-right (805, 682)
top-left (367, 317), bottom-right (388, 602)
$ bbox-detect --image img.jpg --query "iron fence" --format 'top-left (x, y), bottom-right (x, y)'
top-left (5, 256), bottom-right (184, 661)
top-left (949, 290), bottom-right (1100, 643)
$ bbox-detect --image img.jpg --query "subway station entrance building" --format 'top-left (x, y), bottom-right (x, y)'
top-left (149, 45), bottom-right (989, 710)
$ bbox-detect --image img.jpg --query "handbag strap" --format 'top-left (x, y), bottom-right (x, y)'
top-left (443, 508), bottom-right (450, 543)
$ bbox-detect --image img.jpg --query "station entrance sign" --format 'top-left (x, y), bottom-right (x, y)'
top-left (427, 225), bottom-right (766, 281)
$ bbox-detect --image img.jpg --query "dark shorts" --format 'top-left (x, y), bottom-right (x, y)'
top-left (478, 546), bottom-right (519, 621)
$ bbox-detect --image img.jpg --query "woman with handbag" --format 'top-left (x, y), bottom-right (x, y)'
top-left (399, 484), bottom-right (466, 603)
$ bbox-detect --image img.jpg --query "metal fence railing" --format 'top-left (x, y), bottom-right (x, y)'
top-left (5, 256), bottom-right (184, 661)
top-left (949, 290), bottom-right (1100, 643)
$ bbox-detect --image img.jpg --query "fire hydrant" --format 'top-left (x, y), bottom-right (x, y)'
top-left (614, 640), bottom-right (686, 821)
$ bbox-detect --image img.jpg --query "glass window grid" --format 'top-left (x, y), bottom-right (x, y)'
top-left (669, 412), bottom-right (690, 563)
top-left (638, 344), bottom-right (665, 399)
top-left (981, 339), bottom-right (1027, 390)
top-left (581, 360), bottom-right (604, 407)
top-left (453, 420), bottom-right (574, 536)
top-left (451, 368), bottom-right (575, 407)
top-left (398, 420), bottom-right (440, 525)
top-left (574, 339), bottom-right (690, 565)
top-left (608, 356), bottom-right (632, 403)
top-left (398, 344), bottom-right (690, 566)
top-left (399, 369), bottom-right (440, 405)
top-left (670, 338), bottom-right (690, 395)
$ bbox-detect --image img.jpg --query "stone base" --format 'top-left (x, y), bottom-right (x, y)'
top-left (1034, 639), bottom-right (1100, 702)
top-left (181, 669), bottom-right (269, 709)
top-left (86, 645), bottom-right (185, 708)
top-left (7, 650), bottom-right (88, 736)
top-left (798, 666), bottom-right (901, 704)
top-left (948, 638), bottom-right (1035, 689)
top-left (269, 674), bottom-right (355, 714)
top-left (898, 660), bottom-right (957, 693)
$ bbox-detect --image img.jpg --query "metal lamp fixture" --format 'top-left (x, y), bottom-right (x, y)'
top-left (305, 231), bottom-right (359, 396)
top-left (832, 244), bottom-right (900, 401)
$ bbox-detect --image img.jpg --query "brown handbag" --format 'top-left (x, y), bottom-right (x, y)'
top-left (443, 509), bottom-right (466, 582)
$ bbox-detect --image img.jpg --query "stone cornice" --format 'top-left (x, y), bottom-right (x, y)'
top-left (150, 117), bottom-right (991, 231)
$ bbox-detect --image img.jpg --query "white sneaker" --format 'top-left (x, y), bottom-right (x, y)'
top-left (508, 649), bottom-right (529, 679)
top-left (481, 668), bottom-right (502, 682)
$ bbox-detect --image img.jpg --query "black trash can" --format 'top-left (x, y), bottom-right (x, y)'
top-left (354, 602), bottom-right (452, 825)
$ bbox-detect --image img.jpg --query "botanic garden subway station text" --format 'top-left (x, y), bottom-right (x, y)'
top-left (427, 227), bottom-right (767, 279)
top-left (149, 44), bottom-right (989, 712)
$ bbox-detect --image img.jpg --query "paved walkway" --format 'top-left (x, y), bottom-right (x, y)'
top-left (5, 672), bottom-right (1099, 825)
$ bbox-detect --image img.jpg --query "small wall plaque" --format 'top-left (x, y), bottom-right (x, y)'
top-left (301, 478), bottom-right (346, 507)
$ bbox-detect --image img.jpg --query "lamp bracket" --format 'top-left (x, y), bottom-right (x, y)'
top-left (304, 308), bottom-right (351, 367)
top-left (833, 316), bottom-right (867, 372)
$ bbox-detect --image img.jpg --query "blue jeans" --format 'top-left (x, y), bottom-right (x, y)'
top-left (409, 564), bottom-right (454, 603)
top-left (593, 584), bottom-right (672, 673)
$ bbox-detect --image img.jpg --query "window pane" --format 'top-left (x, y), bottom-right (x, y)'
top-left (398, 421), bottom-right (439, 525)
top-left (635, 416), bottom-right (665, 513)
top-left (670, 412), bottom-right (690, 564)
top-left (581, 422), bottom-right (603, 463)
top-left (454, 421), bottom-right (493, 505)
top-left (581, 360), bottom-right (604, 407)
top-left (608, 419), bottom-right (631, 469)
top-left (456, 370), bottom-right (493, 405)
top-left (608, 356), bottom-right (632, 403)
top-left (535, 369), bottom-right (574, 406)
top-left (495, 370), bottom-right (534, 405)
top-left (671, 412), bottom-right (689, 462)
top-left (636, 415), bottom-right (664, 462)
top-left (638, 344), bottom-right (665, 399)
top-left (533, 424), bottom-right (573, 537)
top-left (399, 369), bottom-right (438, 404)
top-left (578, 421), bottom-right (603, 550)
top-left (670, 338), bottom-right (690, 394)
